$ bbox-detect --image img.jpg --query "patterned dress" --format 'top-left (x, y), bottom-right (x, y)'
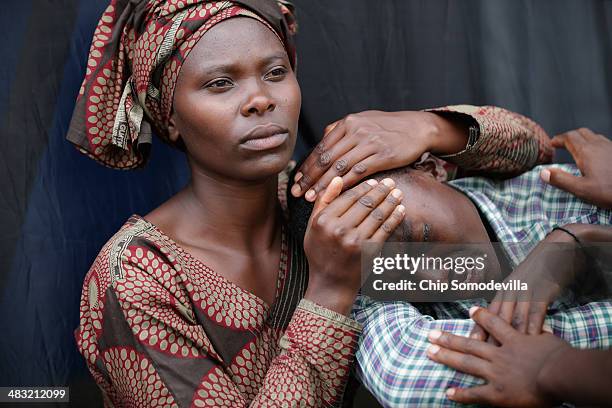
top-left (75, 173), bottom-right (362, 407)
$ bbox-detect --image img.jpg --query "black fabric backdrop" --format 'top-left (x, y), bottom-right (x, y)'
top-left (0, 1), bottom-right (610, 406)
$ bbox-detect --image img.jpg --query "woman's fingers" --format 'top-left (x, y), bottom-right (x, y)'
top-left (470, 298), bottom-right (500, 342)
top-left (292, 122), bottom-right (349, 198)
top-left (303, 152), bottom-right (391, 202)
top-left (445, 385), bottom-right (496, 405)
top-left (472, 294), bottom-right (501, 342)
top-left (498, 297), bottom-right (517, 326)
top-left (370, 204), bottom-right (405, 241)
top-left (428, 329), bottom-right (496, 360)
top-left (512, 300), bottom-right (531, 334)
top-left (546, 127), bottom-right (612, 208)
top-left (322, 179), bottom-right (378, 218)
top-left (576, 127), bottom-right (599, 140)
top-left (513, 300), bottom-right (532, 334)
top-left (357, 187), bottom-right (403, 238)
top-left (309, 176), bottom-right (403, 269)
top-left (550, 129), bottom-right (586, 163)
top-left (469, 307), bottom-right (517, 344)
top-left (303, 148), bottom-right (377, 202)
top-left (480, 286), bottom-right (515, 343)
top-left (426, 342), bottom-right (491, 379)
top-left (336, 154), bottom-right (388, 194)
top-left (323, 120), bottom-right (341, 137)
top-left (470, 324), bottom-right (488, 341)
top-left (540, 168), bottom-right (586, 198)
top-left (340, 178), bottom-right (396, 227)
top-left (526, 302), bottom-right (548, 335)
top-left (311, 176), bottom-right (344, 218)
top-left (550, 133), bottom-right (571, 149)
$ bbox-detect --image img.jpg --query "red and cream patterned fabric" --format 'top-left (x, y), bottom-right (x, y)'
top-left (428, 105), bottom-right (553, 177)
top-left (75, 180), bottom-right (362, 406)
top-left (401, 105), bottom-right (553, 183)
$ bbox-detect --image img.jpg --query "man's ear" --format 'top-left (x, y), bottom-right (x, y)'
top-left (167, 112), bottom-right (181, 144)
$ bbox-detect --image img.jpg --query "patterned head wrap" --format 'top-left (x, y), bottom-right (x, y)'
top-left (66, 0), bottom-right (297, 169)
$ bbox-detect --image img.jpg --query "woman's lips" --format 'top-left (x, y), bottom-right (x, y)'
top-left (240, 123), bottom-right (289, 151)
top-left (240, 132), bottom-right (289, 151)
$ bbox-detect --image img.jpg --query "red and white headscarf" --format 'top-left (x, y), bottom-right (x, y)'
top-left (67, 0), bottom-right (297, 169)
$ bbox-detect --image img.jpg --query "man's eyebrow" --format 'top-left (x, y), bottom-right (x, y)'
top-left (199, 53), bottom-right (289, 76)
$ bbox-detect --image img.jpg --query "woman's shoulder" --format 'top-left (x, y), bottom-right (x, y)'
top-left (84, 214), bottom-right (181, 294)
top-left (76, 216), bottom-right (202, 365)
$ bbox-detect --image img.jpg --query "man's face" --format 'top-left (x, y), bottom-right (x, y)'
top-left (381, 168), bottom-right (489, 244)
top-left (287, 166), bottom-right (504, 283)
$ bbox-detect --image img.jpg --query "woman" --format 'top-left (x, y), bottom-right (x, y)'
top-left (69, 1), bottom-right (403, 406)
top-left (67, 0), bottom-right (553, 406)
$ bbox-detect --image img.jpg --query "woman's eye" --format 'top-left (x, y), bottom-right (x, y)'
top-left (206, 79), bottom-right (233, 89)
top-left (265, 67), bottom-right (287, 80)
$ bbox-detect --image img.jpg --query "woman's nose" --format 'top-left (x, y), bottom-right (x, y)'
top-left (240, 83), bottom-right (276, 116)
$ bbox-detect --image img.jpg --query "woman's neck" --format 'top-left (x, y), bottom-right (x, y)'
top-left (161, 168), bottom-right (281, 254)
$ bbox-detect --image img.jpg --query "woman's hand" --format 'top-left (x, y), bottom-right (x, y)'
top-left (540, 128), bottom-right (612, 209)
top-left (303, 176), bottom-right (405, 315)
top-left (470, 227), bottom-right (583, 341)
top-left (427, 307), bottom-right (571, 408)
top-left (291, 111), bottom-right (469, 201)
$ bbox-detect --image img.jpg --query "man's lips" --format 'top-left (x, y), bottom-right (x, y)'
top-left (240, 123), bottom-right (289, 151)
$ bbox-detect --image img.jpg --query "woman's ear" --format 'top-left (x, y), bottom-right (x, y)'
top-left (167, 112), bottom-right (181, 144)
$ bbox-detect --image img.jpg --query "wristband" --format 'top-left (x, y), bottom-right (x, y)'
top-left (551, 226), bottom-right (597, 299)
top-left (551, 226), bottom-right (582, 245)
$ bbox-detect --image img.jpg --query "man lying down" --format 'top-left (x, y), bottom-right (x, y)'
top-left (287, 153), bottom-right (612, 407)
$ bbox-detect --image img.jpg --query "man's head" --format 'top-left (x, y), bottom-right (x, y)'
top-left (287, 159), bottom-right (491, 245)
top-left (287, 160), bottom-right (507, 284)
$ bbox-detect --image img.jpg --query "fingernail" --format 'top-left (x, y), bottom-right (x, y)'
top-left (469, 306), bottom-right (480, 317)
top-left (392, 189), bottom-right (402, 198)
top-left (428, 330), bottom-right (442, 341)
top-left (382, 178), bottom-right (395, 188)
top-left (291, 184), bottom-right (301, 197)
top-left (540, 169), bottom-right (550, 184)
top-left (294, 172), bottom-right (303, 182)
top-left (446, 388), bottom-right (456, 397)
top-left (397, 205), bottom-right (405, 213)
top-left (305, 189), bottom-right (316, 201)
top-left (542, 324), bottom-right (553, 334)
top-left (427, 345), bottom-right (440, 355)
top-left (470, 333), bottom-right (481, 340)
top-left (366, 179), bottom-right (378, 186)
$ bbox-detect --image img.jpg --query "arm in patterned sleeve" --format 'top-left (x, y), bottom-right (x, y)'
top-left (76, 240), bottom-right (361, 407)
top-left (426, 105), bottom-right (553, 177)
top-left (351, 296), bottom-right (612, 408)
top-left (257, 299), bottom-right (362, 406)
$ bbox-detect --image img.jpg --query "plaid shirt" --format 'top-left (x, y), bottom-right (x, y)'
top-left (352, 164), bottom-right (612, 407)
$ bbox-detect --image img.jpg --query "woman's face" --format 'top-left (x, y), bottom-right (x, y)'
top-left (169, 17), bottom-right (301, 181)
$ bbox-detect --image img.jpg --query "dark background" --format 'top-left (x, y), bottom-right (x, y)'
top-left (0, 0), bottom-right (610, 406)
